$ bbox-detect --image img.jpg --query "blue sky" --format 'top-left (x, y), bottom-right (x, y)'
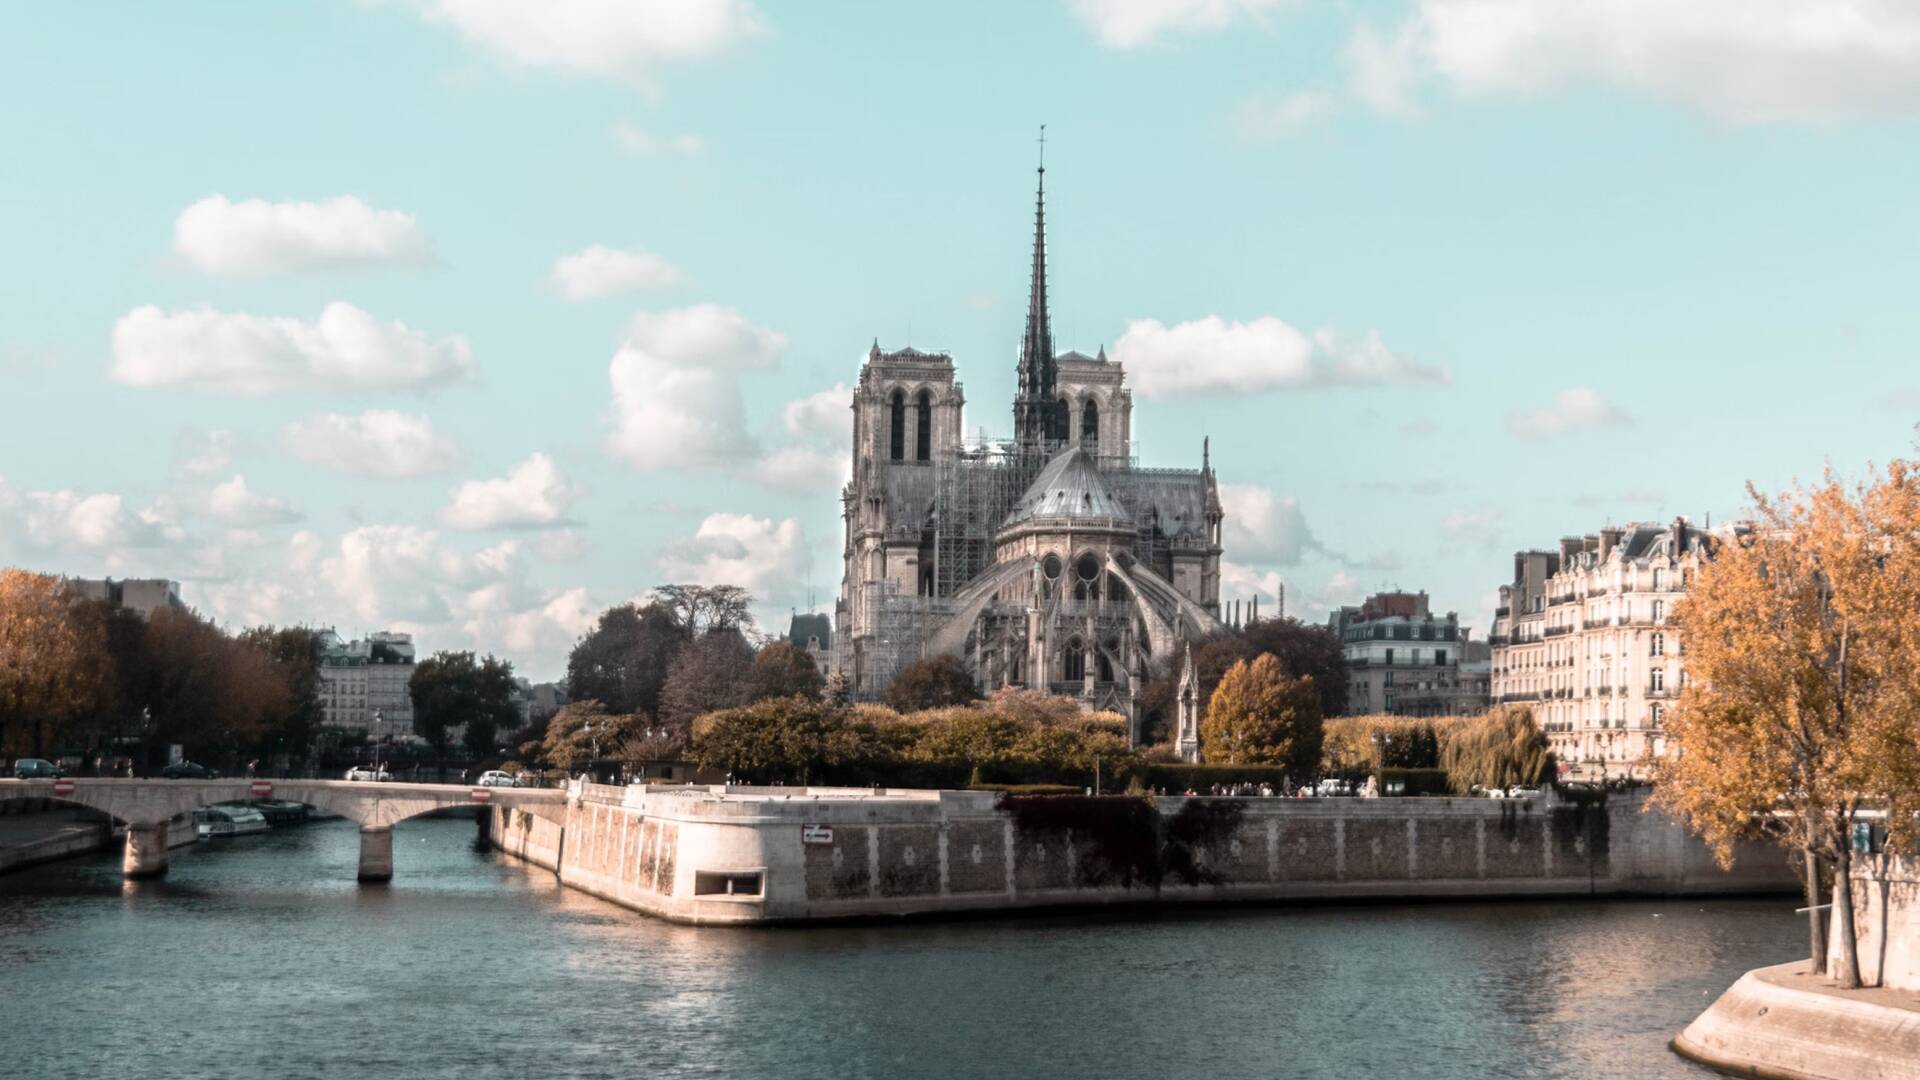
top-left (4, 1), bottom-right (1918, 679)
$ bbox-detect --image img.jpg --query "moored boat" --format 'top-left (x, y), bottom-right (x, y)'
top-left (194, 805), bottom-right (270, 839)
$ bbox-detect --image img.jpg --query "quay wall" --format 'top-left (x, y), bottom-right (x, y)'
top-left (1827, 853), bottom-right (1920, 992)
top-left (492, 786), bottom-right (1795, 926)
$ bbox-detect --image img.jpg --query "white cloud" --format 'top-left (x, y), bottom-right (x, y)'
top-left (1346, 22), bottom-right (1426, 120)
top-left (173, 194), bottom-right (430, 275)
top-left (1233, 91), bottom-right (1335, 139)
top-left (781, 383), bottom-right (853, 442)
top-left (0, 478), bottom-right (179, 553)
top-left (656, 512), bottom-right (805, 599)
top-left (750, 446), bottom-right (846, 492)
top-left (604, 305), bottom-right (786, 471)
top-left (1070, 0), bottom-right (1295, 48)
top-left (1219, 483), bottom-right (1324, 565)
top-left (611, 124), bottom-right (705, 156)
top-left (1358, 1), bottom-right (1920, 124)
top-left (414, 0), bottom-right (767, 85)
top-left (283, 410), bottom-right (462, 479)
top-left (440, 453), bottom-right (581, 530)
top-left (1507, 387), bottom-right (1632, 439)
top-left (1112, 316), bottom-right (1447, 399)
top-left (207, 475), bottom-right (302, 527)
top-left (173, 429), bottom-right (239, 479)
top-left (110, 302), bottom-right (472, 396)
top-left (549, 244), bottom-right (684, 300)
top-left (1219, 560), bottom-right (1287, 613)
top-left (534, 529), bottom-right (590, 562)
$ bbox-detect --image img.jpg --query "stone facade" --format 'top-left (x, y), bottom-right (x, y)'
top-left (1489, 518), bottom-right (1744, 780)
top-left (65, 577), bottom-right (184, 619)
top-left (318, 630), bottom-right (416, 736)
top-left (834, 169), bottom-right (1223, 730)
top-left (490, 783), bottom-right (1794, 926)
top-left (1328, 590), bottom-right (1486, 716)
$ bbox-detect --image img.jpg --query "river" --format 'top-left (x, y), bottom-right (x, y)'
top-left (0, 815), bottom-right (1796, 1079)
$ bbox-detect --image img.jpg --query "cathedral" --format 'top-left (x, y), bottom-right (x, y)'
top-left (833, 162), bottom-right (1225, 745)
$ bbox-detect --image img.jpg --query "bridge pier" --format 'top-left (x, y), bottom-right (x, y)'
top-left (123, 821), bottom-right (169, 879)
top-left (357, 826), bottom-right (393, 883)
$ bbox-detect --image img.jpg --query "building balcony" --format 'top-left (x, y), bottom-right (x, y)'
top-left (1646, 686), bottom-right (1672, 699)
top-left (1544, 625), bottom-right (1572, 638)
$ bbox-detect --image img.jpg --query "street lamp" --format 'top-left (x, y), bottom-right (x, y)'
top-left (371, 708), bottom-right (385, 778)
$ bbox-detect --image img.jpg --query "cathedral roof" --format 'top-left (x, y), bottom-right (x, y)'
top-left (1002, 447), bottom-right (1130, 529)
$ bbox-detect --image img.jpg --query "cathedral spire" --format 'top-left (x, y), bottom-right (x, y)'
top-left (1014, 125), bottom-right (1058, 448)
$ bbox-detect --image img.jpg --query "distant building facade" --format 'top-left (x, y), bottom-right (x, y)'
top-left (785, 613), bottom-right (832, 672)
top-left (1488, 518), bottom-right (1739, 780)
top-left (67, 577), bottom-right (185, 619)
top-left (1328, 591), bottom-right (1484, 716)
top-left (318, 630), bottom-right (416, 736)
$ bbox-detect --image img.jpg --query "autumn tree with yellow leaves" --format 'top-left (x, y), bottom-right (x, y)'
top-left (1654, 465), bottom-right (1920, 987)
top-left (1201, 653), bottom-right (1322, 774)
top-left (0, 570), bottom-right (110, 757)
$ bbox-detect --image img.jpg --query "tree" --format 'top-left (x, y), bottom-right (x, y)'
top-left (530, 699), bottom-right (647, 772)
top-left (651, 584), bottom-right (754, 636)
top-left (1200, 653), bottom-right (1322, 772)
top-left (658, 629), bottom-right (756, 732)
top-left (689, 696), bottom-right (841, 782)
top-left (750, 641), bottom-right (825, 702)
top-left (1440, 708), bottom-right (1548, 794)
top-left (410, 650), bottom-right (520, 757)
top-left (141, 606), bottom-right (266, 761)
top-left (1653, 469), bottom-right (1920, 987)
top-left (564, 601), bottom-right (689, 717)
top-left (0, 571), bottom-right (109, 757)
top-left (236, 626), bottom-right (323, 761)
top-left (885, 654), bottom-right (981, 712)
top-left (1240, 617), bottom-right (1349, 719)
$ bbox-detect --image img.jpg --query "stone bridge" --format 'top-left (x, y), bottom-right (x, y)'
top-left (0, 777), bottom-right (567, 882)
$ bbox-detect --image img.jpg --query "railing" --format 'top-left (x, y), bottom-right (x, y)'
top-left (1646, 686), bottom-right (1672, 699)
top-left (1544, 625), bottom-right (1572, 638)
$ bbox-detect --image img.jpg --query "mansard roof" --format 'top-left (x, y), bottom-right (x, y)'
top-left (1002, 447), bottom-right (1130, 529)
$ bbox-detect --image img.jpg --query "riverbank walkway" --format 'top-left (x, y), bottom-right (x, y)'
top-left (0, 808), bottom-right (110, 873)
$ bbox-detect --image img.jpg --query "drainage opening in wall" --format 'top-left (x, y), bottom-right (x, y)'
top-left (694, 870), bottom-right (764, 898)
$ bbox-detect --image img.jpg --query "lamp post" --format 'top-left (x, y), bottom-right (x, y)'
top-left (371, 708), bottom-right (385, 778)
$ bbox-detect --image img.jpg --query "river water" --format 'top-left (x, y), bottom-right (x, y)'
top-left (0, 816), bottom-right (1796, 1080)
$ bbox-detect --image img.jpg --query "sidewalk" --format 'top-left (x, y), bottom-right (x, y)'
top-left (0, 808), bottom-right (112, 873)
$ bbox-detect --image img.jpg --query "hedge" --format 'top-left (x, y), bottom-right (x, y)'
top-left (1374, 767), bottom-right (1452, 797)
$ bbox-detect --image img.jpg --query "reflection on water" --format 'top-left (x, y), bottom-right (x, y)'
top-left (0, 817), bottom-right (1790, 1080)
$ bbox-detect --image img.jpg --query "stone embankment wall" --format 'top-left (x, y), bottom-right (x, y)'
top-left (491, 786), bottom-right (1794, 926)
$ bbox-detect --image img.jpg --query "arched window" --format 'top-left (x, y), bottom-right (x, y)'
top-left (1650, 633), bottom-right (1664, 657)
top-left (1650, 703), bottom-right (1664, 727)
top-left (1097, 643), bottom-right (1114, 682)
top-left (1065, 638), bottom-right (1086, 682)
top-left (915, 390), bottom-right (932, 461)
top-left (1651, 599), bottom-right (1665, 622)
top-left (1081, 399), bottom-right (1099, 450)
top-left (888, 390), bottom-right (905, 461)
top-left (1651, 668), bottom-right (1665, 692)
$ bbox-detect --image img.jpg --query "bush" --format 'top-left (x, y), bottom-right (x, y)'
top-left (885, 655), bottom-right (981, 712)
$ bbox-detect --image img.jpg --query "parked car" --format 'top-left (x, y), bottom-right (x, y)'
top-left (161, 761), bottom-right (219, 779)
top-left (475, 770), bottom-right (522, 788)
top-left (344, 765), bottom-right (393, 782)
top-left (11, 758), bottom-right (65, 779)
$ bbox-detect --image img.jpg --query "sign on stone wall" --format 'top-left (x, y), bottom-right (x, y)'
top-left (802, 824), bottom-right (833, 845)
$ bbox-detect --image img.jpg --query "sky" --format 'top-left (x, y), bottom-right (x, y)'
top-left (4, 0), bottom-right (1920, 681)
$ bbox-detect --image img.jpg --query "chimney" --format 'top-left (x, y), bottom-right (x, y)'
top-left (1672, 516), bottom-right (1688, 551)
top-left (1599, 527), bottom-right (1623, 560)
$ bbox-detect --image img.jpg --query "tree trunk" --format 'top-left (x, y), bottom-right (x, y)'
top-left (1804, 847), bottom-right (1827, 974)
top-left (1831, 841), bottom-right (1863, 988)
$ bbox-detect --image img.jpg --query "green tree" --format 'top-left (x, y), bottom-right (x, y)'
top-left (529, 699), bottom-right (647, 772)
top-left (750, 641), bottom-right (824, 702)
top-left (410, 650), bottom-right (520, 757)
top-left (564, 601), bottom-right (689, 717)
top-left (885, 654), bottom-right (981, 712)
top-left (1200, 653), bottom-right (1322, 772)
top-left (236, 626), bottom-right (322, 762)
